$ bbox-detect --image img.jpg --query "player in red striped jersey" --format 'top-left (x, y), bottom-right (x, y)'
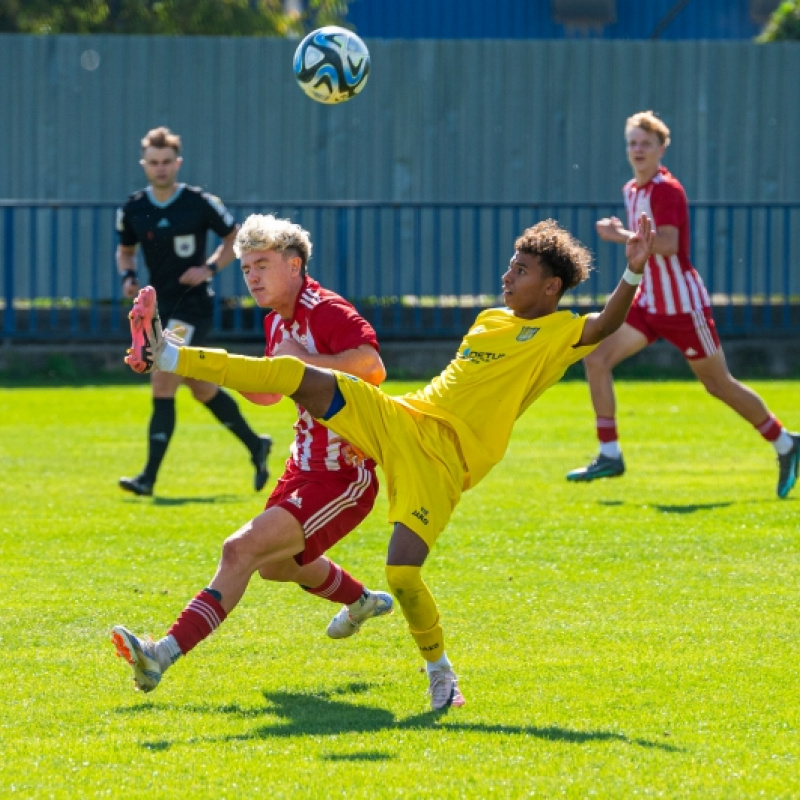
top-left (111, 214), bottom-right (392, 693)
top-left (567, 110), bottom-right (799, 498)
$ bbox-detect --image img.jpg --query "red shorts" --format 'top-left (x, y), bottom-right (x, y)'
top-left (266, 461), bottom-right (379, 565)
top-left (625, 303), bottom-right (720, 360)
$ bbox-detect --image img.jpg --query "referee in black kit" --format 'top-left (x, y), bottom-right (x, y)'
top-left (116, 126), bottom-right (271, 497)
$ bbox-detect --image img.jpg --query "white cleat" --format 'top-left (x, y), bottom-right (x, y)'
top-left (110, 624), bottom-right (163, 693)
top-left (326, 591), bottom-right (394, 639)
top-left (427, 667), bottom-right (466, 711)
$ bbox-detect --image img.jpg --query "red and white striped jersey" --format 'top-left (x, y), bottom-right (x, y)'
top-left (263, 276), bottom-right (380, 473)
top-left (623, 166), bottom-right (711, 315)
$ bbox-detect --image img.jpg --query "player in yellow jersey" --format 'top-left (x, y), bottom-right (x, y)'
top-left (125, 213), bottom-right (654, 711)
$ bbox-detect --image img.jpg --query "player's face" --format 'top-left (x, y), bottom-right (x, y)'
top-left (240, 249), bottom-right (302, 313)
top-left (502, 251), bottom-right (562, 319)
top-left (626, 127), bottom-right (665, 182)
top-left (140, 147), bottom-right (182, 190)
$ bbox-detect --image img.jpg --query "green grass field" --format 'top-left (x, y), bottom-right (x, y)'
top-left (1, 378), bottom-right (798, 798)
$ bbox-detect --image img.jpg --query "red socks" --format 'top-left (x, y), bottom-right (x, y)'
top-left (596, 416), bottom-right (618, 443)
top-left (168, 589), bottom-right (228, 655)
top-left (755, 414), bottom-right (783, 442)
top-left (302, 560), bottom-right (364, 605)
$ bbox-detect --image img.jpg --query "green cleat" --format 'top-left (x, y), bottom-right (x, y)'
top-left (566, 453), bottom-right (625, 482)
top-left (777, 433), bottom-right (800, 499)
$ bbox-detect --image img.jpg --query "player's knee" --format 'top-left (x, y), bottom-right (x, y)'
top-left (192, 384), bottom-right (218, 403)
top-left (219, 534), bottom-right (252, 572)
top-left (584, 347), bottom-right (610, 374)
top-left (697, 372), bottom-right (731, 401)
top-left (385, 564), bottom-right (423, 596)
top-left (701, 380), bottom-right (723, 400)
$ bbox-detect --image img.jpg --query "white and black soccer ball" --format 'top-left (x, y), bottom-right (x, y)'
top-left (293, 26), bottom-right (370, 105)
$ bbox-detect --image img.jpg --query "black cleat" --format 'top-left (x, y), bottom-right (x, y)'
top-left (777, 433), bottom-right (800, 499)
top-left (566, 453), bottom-right (625, 483)
top-left (119, 474), bottom-right (154, 496)
top-left (253, 435), bottom-right (272, 492)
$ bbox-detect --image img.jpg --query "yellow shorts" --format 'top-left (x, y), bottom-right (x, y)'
top-left (320, 373), bottom-right (466, 549)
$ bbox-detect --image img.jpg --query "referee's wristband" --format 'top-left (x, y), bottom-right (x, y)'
top-left (622, 267), bottom-right (643, 286)
top-left (205, 262), bottom-right (218, 275)
top-left (120, 269), bottom-right (137, 285)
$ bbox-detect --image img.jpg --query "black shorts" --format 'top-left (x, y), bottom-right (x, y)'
top-left (158, 296), bottom-right (214, 347)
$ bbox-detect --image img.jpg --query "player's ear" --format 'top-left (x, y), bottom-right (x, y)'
top-left (546, 276), bottom-right (563, 296)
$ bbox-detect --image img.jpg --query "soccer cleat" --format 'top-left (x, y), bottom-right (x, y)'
top-left (326, 591), bottom-right (394, 639)
top-left (253, 435), bottom-right (273, 492)
top-left (777, 433), bottom-right (800, 499)
top-left (566, 453), bottom-right (625, 482)
top-left (110, 625), bottom-right (163, 693)
top-left (119, 474), bottom-right (154, 497)
top-left (124, 285), bottom-right (164, 374)
top-left (427, 667), bottom-right (466, 711)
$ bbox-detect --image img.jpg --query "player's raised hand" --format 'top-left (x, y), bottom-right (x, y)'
top-left (625, 213), bottom-right (654, 274)
top-left (595, 215), bottom-right (625, 242)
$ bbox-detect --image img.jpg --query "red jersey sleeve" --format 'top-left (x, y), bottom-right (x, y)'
top-left (649, 179), bottom-right (688, 230)
top-left (309, 298), bottom-right (379, 355)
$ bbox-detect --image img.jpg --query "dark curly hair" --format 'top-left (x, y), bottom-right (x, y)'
top-left (514, 219), bottom-right (594, 297)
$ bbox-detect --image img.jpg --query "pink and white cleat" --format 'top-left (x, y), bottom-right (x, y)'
top-left (427, 666), bottom-right (466, 711)
top-left (124, 286), bottom-right (164, 374)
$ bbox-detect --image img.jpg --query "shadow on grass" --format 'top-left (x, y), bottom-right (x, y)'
top-left (596, 500), bottom-right (734, 514)
top-left (118, 494), bottom-right (247, 507)
top-left (126, 682), bottom-right (680, 754)
top-left (652, 502), bottom-right (734, 514)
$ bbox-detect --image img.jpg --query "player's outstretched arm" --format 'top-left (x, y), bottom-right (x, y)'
top-left (578, 213), bottom-right (654, 346)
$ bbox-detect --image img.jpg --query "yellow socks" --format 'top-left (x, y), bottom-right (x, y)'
top-left (385, 564), bottom-right (445, 663)
top-left (175, 349), bottom-right (305, 396)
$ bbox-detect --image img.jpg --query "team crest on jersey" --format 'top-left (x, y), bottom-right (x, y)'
top-left (516, 326), bottom-right (540, 342)
top-left (173, 234), bottom-right (196, 257)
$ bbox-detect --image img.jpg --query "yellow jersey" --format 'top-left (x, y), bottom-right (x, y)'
top-left (399, 307), bottom-right (596, 489)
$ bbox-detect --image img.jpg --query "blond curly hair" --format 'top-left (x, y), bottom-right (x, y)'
top-left (234, 214), bottom-right (313, 273)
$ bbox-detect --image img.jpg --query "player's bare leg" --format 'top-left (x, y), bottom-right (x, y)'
top-left (567, 323), bottom-right (648, 482)
top-left (689, 350), bottom-right (773, 423)
top-left (690, 349), bottom-right (800, 498)
top-left (111, 506), bottom-right (306, 693)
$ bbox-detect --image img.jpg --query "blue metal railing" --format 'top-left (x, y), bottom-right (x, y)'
top-left (1, 200), bottom-right (798, 342)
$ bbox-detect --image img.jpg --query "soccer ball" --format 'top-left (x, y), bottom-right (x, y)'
top-left (293, 26), bottom-right (370, 105)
